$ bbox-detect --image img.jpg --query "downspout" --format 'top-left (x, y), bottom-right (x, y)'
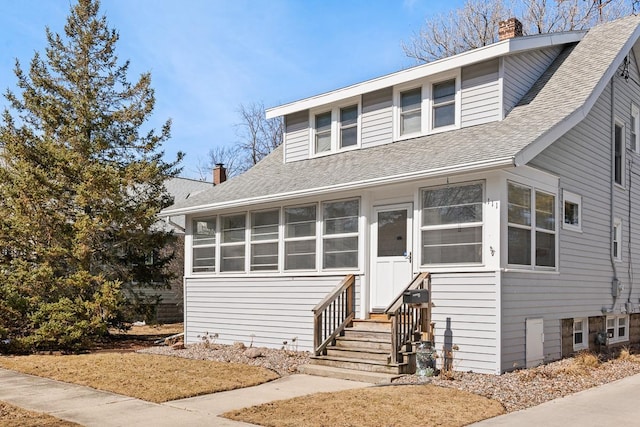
top-left (627, 156), bottom-right (634, 310)
top-left (607, 77), bottom-right (619, 314)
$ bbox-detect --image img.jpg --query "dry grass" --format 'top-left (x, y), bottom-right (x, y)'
top-left (110, 323), bottom-right (184, 336)
top-left (0, 353), bottom-right (278, 403)
top-left (0, 401), bottom-right (79, 427)
top-left (224, 385), bottom-right (505, 427)
top-left (618, 347), bottom-right (640, 363)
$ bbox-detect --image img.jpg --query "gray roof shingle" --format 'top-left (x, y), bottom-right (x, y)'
top-left (165, 15), bottom-right (640, 215)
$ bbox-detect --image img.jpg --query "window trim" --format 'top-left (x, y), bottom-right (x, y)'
top-left (613, 217), bottom-right (622, 262)
top-left (309, 98), bottom-right (361, 157)
top-left (562, 190), bottom-right (582, 232)
top-left (606, 314), bottom-right (629, 344)
top-left (506, 180), bottom-right (558, 271)
top-left (430, 77), bottom-right (458, 131)
top-left (419, 180), bottom-right (484, 267)
top-left (573, 317), bottom-right (588, 351)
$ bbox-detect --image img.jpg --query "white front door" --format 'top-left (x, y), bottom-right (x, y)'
top-left (370, 203), bottom-right (413, 310)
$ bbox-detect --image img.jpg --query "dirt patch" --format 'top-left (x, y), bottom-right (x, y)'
top-left (0, 353), bottom-right (278, 403)
top-left (0, 401), bottom-right (79, 427)
top-left (223, 385), bottom-right (505, 427)
top-left (90, 323), bottom-right (183, 352)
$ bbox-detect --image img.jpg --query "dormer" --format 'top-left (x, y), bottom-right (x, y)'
top-left (267, 21), bottom-right (586, 164)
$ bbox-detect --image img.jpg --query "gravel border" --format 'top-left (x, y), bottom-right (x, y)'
top-left (138, 344), bottom-right (640, 412)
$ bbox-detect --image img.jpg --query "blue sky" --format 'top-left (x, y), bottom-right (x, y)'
top-left (0, 0), bottom-right (464, 179)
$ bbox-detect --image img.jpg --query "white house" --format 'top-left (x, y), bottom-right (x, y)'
top-left (163, 16), bottom-right (640, 375)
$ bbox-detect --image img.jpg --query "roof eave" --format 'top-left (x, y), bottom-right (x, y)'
top-left (160, 156), bottom-right (516, 216)
top-left (266, 31), bottom-right (586, 119)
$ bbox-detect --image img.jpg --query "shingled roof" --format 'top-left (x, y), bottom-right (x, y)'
top-left (164, 15), bottom-right (640, 215)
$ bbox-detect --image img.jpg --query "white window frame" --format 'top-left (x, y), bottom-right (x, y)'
top-left (631, 104), bottom-right (639, 153)
top-left (562, 190), bottom-right (582, 232)
top-left (309, 98), bottom-right (361, 157)
top-left (397, 86), bottom-right (423, 138)
top-left (321, 198), bottom-right (360, 270)
top-left (614, 120), bottom-right (625, 187)
top-left (419, 181), bottom-right (484, 266)
top-left (606, 314), bottom-right (629, 344)
top-left (392, 70), bottom-right (461, 141)
top-left (250, 209), bottom-right (280, 272)
top-left (613, 217), bottom-right (622, 262)
top-left (191, 217), bottom-right (217, 273)
top-left (283, 203), bottom-right (318, 272)
top-left (507, 181), bottom-right (558, 270)
top-left (430, 77), bottom-right (458, 131)
top-left (573, 317), bottom-right (588, 351)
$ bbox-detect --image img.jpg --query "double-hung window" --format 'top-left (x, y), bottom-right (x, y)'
top-left (322, 199), bottom-right (359, 269)
top-left (606, 315), bottom-right (628, 343)
top-left (614, 122), bottom-right (624, 186)
top-left (613, 217), bottom-right (622, 261)
top-left (220, 214), bottom-right (246, 272)
top-left (421, 182), bottom-right (483, 265)
top-left (284, 205), bottom-right (316, 270)
top-left (250, 210), bottom-right (279, 271)
top-left (313, 103), bottom-right (360, 154)
top-left (192, 218), bottom-right (216, 272)
top-left (315, 112), bottom-right (332, 154)
top-left (400, 88), bottom-right (422, 136)
top-left (631, 104), bottom-right (639, 153)
top-left (432, 79), bottom-right (456, 128)
top-left (507, 182), bottom-right (556, 268)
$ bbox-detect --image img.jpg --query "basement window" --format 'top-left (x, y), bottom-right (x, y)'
top-left (573, 318), bottom-right (588, 351)
top-left (606, 315), bottom-right (628, 343)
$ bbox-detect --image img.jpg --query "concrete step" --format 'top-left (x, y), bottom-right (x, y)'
top-left (351, 319), bottom-right (391, 332)
top-left (309, 355), bottom-right (409, 374)
top-left (298, 364), bottom-right (402, 384)
top-left (326, 347), bottom-right (390, 362)
top-left (334, 337), bottom-right (392, 351)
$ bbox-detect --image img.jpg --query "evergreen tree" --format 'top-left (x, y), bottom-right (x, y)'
top-left (0, 0), bottom-right (182, 351)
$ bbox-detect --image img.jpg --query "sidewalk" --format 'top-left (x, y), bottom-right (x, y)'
top-left (0, 368), bottom-right (369, 426)
top-left (472, 372), bottom-right (640, 426)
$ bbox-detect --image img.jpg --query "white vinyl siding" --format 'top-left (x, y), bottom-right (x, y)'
top-left (461, 59), bottom-right (500, 127)
top-left (502, 46), bottom-right (563, 116)
top-left (284, 110), bottom-right (309, 163)
top-left (184, 275), bottom-right (361, 351)
top-left (430, 271), bottom-right (500, 374)
top-left (361, 88), bottom-right (393, 148)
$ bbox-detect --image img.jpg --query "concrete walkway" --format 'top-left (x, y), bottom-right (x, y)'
top-left (3, 366), bottom-right (640, 426)
top-left (0, 368), bottom-right (369, 426)
top-left (472, 372), bottom-right (640, 426)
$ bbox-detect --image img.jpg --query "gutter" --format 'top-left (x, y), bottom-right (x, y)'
top-left (160, 156), bottom-right (516, 216)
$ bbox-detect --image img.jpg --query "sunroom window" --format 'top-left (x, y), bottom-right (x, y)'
top-left (323, 199), bottom-right (359, 269)
top-left (421, 182), bottom-right (483, 265)
top-left (192, 218), bottom-right (216, 272)
top-left (250, 210), bottom-right (279, 271)
top-left (220, 214), bottom-right (246, 272)
top-left (507, 182), bottom-right (556, 268)
top-left (432, 79), bottom-right (456, 128)
top-left (284, 205), bottom-right (316, 270)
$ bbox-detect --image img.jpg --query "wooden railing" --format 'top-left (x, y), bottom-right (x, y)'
top-left (384, 272), bottom-right (431, 365)
top-left (312, 274), bottom-right (356, 356)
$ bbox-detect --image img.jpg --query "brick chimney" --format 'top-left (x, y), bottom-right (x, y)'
top-left (213, 163), bottom-right (227, 185)
top-left (498, 18), bottom-right (523, 41)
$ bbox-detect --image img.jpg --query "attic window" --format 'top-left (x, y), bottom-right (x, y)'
top-left (311, 101), bottom-right (360, 155)
top-left (433, 79), bottom-right (456, 128)
top-left (315, 112), bottom-right (332, 153)
top-left (400, 88), bottom-right (422, 135)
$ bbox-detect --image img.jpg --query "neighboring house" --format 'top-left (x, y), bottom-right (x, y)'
top-left (163, 16), bottom-right (640, 375)
top-left (131, 176), bottom-right (211, 323)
